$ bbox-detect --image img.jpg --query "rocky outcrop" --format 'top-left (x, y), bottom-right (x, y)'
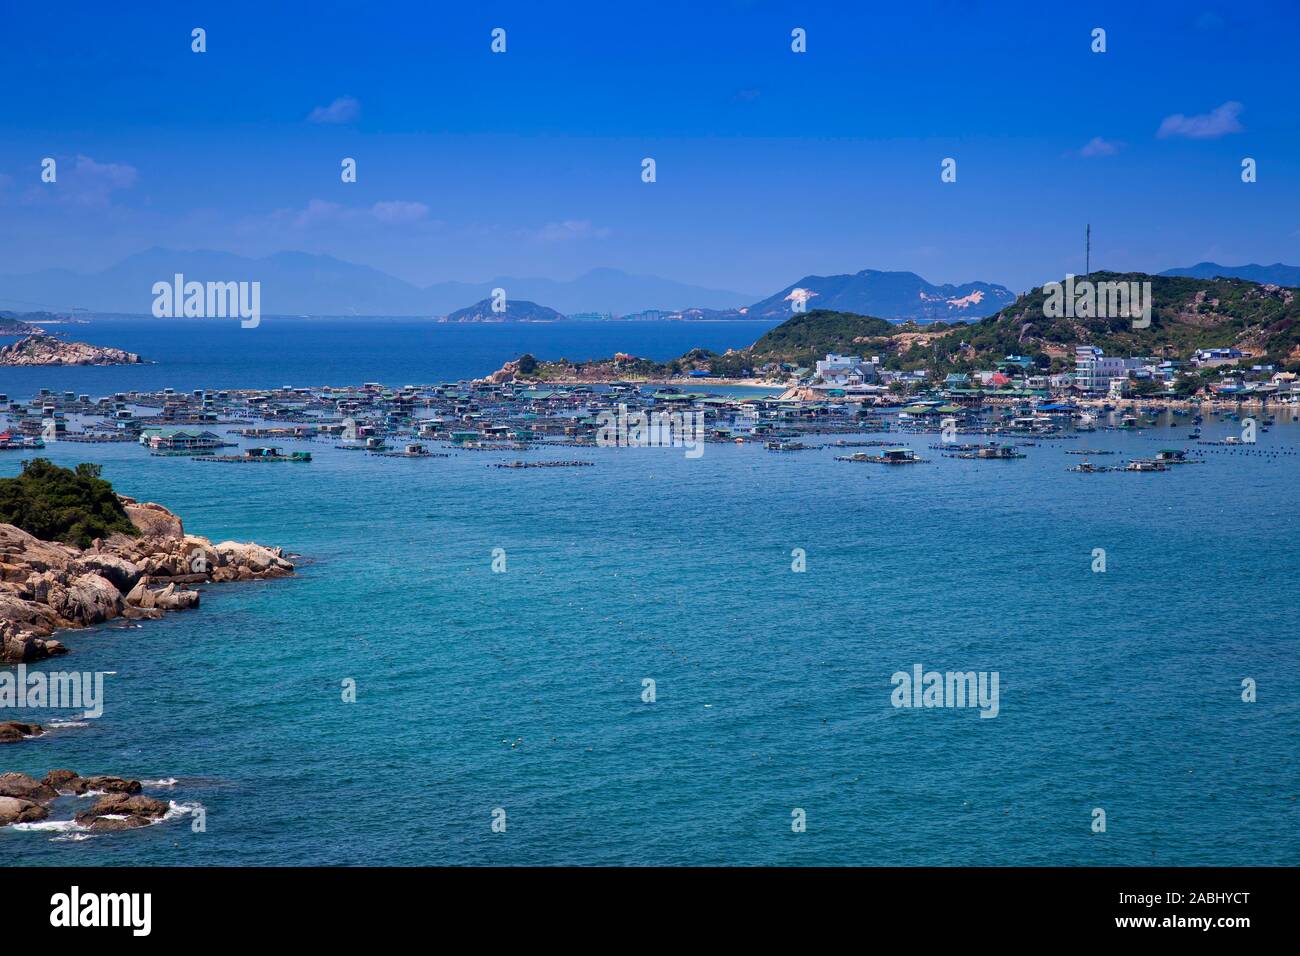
top-left (0, 499), bottom-right (293, 665)
top-left (0, 769), bottom-right (172, 831)
top-left (0, 771), bottom-right (57, 802)
top-left (0, 622), bottom-right (66, 663)
top-left (0, 795), bottom-right (48, 825)
top-left (483, 358), bottom-right (524, 385)
top-left (211, 541), bottom-right (295, 580)
top-left (37, 572), bottom-right (123, 626)
top-left (119, 498), bottom-right (184, 539)
top-left (44, 770), bottom-right (142, 796)
top-left (70, 554), bottom-right (143, 593)
top-left (0, 334), bottom-right (147, 366)
top-left (0, 721), bottom-right (44, 744)
top-left (0, 523), bottom-right (76, 576)
top-left (75, 792), bottom-right (169, 831)
top-left (43, 769), bottom-right (80, 791)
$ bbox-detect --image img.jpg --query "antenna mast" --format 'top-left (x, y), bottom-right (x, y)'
top-left (1085, 224), bottom-right (1091, 277)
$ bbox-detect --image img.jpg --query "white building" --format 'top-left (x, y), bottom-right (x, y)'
top-left (814, 353), bottom-right (878, 387)
top-left (1192, 347), bottom-right (1244, 368)
top-left (1074, 346), bottom-right (1145, 395)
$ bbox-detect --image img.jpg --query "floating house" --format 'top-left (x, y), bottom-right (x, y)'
top-left (138, 428), bottom-right (224, 451)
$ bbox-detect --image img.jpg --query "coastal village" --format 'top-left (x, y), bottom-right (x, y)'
top-left (1, 337), bottom-right (1296, 475)
top-left (2, 273), bottom-right (1299, 479)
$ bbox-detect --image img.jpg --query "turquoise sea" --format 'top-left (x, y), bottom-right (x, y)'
top-left (2, 320), bottom-right (1297, 865)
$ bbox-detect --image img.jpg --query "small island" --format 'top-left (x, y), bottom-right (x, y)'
top-left (0, 334), bottom-right (148, 366)
top-left (439, 297), bottom-right (566, 323)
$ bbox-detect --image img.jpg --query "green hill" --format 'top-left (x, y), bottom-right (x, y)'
top-left (903, 272), bottom-right (1300, 373)
top-left (749, 310), bottom-right (919, 365)
top-left (751, 275), bottom-right (1300, 375)
top-left (492, 273), bottom-right (1300, 383)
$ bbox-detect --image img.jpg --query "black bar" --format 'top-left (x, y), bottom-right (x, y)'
top-left (7, 866), bottom-right (1282, 940)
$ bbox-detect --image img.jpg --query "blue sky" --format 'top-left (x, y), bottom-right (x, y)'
top-left (1, 0), bottom-right (1296, 296)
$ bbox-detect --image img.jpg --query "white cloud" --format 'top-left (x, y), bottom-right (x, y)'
top-left (371, 200), bottom-right (429, 224)
top-left (536, 219), bottom-right (611, 242)
top-left (74, 155), bottom-right (138, 191)
top-left (1079, 137), bottom-right (1120, 157)
top-left (280, 198), bottom-right (343, 228)
top-left (12, 155), bottom-right (139, 207)
top-left (308, 96), bottom-right (361, 124)
top-left (1157, 101), bottom-right (1243, 139)
top-left (268, 199), bottom-right (430, 230)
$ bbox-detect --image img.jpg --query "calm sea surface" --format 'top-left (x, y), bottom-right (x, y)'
top-left (2, 320), bottom-right (1297, 865)
top-left (0, 318), bottom-right (782, 395)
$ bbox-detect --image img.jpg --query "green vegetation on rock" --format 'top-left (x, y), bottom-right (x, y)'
top-left (0, 459), bottom-right (139, 548)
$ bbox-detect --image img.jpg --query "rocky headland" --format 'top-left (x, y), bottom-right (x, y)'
top-left (0, 333), bottom-right (148, 366)
top-left (0, 462), bottom-right (291, 835)
top-left (0, 495), bottom-right (293, 665)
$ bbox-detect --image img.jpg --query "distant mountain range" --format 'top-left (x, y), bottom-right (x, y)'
top-left (1159, 262), bottom-right (1300, 287)
top-left (0, 249), bottom-right (1021, 323)
top-left (742, 269), bottom-right (1016, 322)
top-left (0, 248), bottom-right (755, 317)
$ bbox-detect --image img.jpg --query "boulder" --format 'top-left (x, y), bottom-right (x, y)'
top-left (68, 774), bottom-right (143, 796)
top-left (40, 769), bottom-right (142, 797)
top-left (0, 770), bottom-right (57, 802)
top-left (75, 792), bottom-right (168, 831)
top-left (121, 605), bottom-right (163, 621)
top-left (151, 583), bottom-right (200, 611)
top-left (122, 501), bottom-right (184, 540)
top-left (180, 536), bottom-right (219, 576)
top-left (46, 573), bottom-right (123, 626)
top-left (0, 595), bottom-right (61, 637)
top-left (43, 769), bottom-right (80, 791)
top-left (0, 720), bottom-right (44, 744)
top-left (214, 541), bottom-right (294, 578)
top-left (0, 523), bottom-right (76, 572)
top-left (124, 577), bottom-right (152, 608)
top-left (0, 623), bottom-right (66, 663)
top-left (70, 554), bottom-right (142, 593)
top-left (0, 795), bottom-right (48, 826)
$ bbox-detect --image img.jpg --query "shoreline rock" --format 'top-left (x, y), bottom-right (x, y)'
top-left (0, 720), bottom-right (45, 744)
top-left (75, 792), bottom-right (169, 831)
top-left (1, 498), bottom-right (294, 666)
top-left (0, 769), bottom-right (167, 830)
